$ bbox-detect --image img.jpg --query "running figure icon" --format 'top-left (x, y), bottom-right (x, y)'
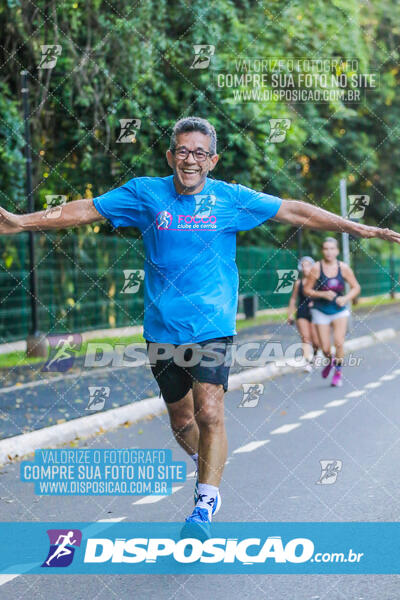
top-left (46, 335), bottom-right (76, 369)
top-left (275, 269), bottom-right (298, 293)
top-left (45, 531), bottom-right (77, 566)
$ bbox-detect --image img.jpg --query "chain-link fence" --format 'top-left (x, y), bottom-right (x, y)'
top-left (0, 233), bottom-right (398, 342)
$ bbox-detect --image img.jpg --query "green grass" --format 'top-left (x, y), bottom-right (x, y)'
top-left (353, 295), bottom-right (399, 310)
top-left (0, 352), bottom-right (44, 369)
top-left (81, 334), bottom-right (145, 354)
top-left (236, 310), bottom-right (286, 330)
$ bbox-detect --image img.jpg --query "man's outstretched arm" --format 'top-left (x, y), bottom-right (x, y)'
top-left (274, 199), bottom-right (400, 244)
top-left (0, 198), bottom-right (105, 234)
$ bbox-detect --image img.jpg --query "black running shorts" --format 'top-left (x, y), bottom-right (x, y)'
top-left (145, 335), bottom-right (234, 404)
top-left (296, 305), bottom-right (312, 321)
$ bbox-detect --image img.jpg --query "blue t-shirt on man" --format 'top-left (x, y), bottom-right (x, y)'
top-left (93, 175), bottom-right (282, 344)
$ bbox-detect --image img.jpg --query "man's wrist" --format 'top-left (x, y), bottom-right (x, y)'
top-left (355, 222), bottom-right (379, 239)
top-left (19, 214), bottom-right (32, 231)
top-left (19, 212), bottom-right (49, 231)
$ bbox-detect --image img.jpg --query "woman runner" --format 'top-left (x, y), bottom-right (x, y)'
top-left (287, 256), bottom-right (320, 372)
top-left (303, 237), bottom-right (361, 387)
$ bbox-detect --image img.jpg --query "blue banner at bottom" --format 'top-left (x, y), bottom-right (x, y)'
top-left (1, 522), bottom-right (399, 574)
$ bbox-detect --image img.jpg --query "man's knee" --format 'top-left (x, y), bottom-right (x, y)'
top-left (195, 403), bottom-right (224, 430)
top-left (170, 415), bottom-right (196, 435)
top-left (193, 382), bottom-right (225, 429)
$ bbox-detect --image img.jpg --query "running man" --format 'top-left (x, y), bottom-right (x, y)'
top-left (0, 116), bottom-right (399, 538)
top-left (303, 237), bottom-right (361, 387)
top-left (287, 256), bottom-right (320, 372)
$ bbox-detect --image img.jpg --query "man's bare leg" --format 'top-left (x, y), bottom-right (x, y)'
top-left (192, 381), bottom-right (227, 487)
top-left (165, 388), bottom-right (200, 456)
top-left (166, 381), bottom-right (227, 519)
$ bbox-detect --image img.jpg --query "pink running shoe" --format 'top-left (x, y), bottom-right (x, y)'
top-left (331, 369), bottom-right (343, 387)
top-left (322, 356), bottom-right (334, 378)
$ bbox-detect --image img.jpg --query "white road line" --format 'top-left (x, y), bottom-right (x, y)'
top-left (97, 517), bottom-right (126, 522)
top-left (345, 390), bottom-right (365, 398)
top-left (364, 382), bottom-right (381, 389)
top-left (0, 574), bottom-right (19, 586)
top-left (300, 410), bottom-right (326, 420)
top-left (132, 485), bottom-right (184, 505)
top-left (324, 399), bottom-right (348, 408)
top-left (132, 495), bottom-right (165, 505)
top-left (233, 440), bottom-right (270, 454)
top-left (379, 374), bottom-right (396, 381)
top-left (270, 423), bottom-right (301, 435)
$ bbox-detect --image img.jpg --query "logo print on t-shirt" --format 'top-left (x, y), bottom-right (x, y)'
top-left (193, 194), bottom-right (216, 218)
top-left (156, 211), bottom-right (172, 229)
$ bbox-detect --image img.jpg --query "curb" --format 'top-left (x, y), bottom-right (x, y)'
top-left (1, 395), bottom-right (165, 466)
top-left (0, 327), bottom-right (397, 466)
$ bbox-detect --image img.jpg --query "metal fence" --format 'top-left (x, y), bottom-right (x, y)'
top-left (0, 233), bottom-right (398, 342)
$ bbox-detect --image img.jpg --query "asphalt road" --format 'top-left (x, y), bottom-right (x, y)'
top-left (1, 331), bottom-right (400, 598)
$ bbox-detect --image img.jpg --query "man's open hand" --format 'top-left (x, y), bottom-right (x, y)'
top-left (373, 226), bottom-right (400, 244)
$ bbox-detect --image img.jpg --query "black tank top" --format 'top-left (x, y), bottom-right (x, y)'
top-left (313, 260), bottom-right (346, 314)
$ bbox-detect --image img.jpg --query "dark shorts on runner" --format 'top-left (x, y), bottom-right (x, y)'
top-left (145, 336), bottom-right (234, 404)
top-left (296, 305), bottom-right (312, 321)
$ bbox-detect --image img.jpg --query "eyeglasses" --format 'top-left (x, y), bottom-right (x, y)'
top-left (173, 147), bottom-right (212, 162)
